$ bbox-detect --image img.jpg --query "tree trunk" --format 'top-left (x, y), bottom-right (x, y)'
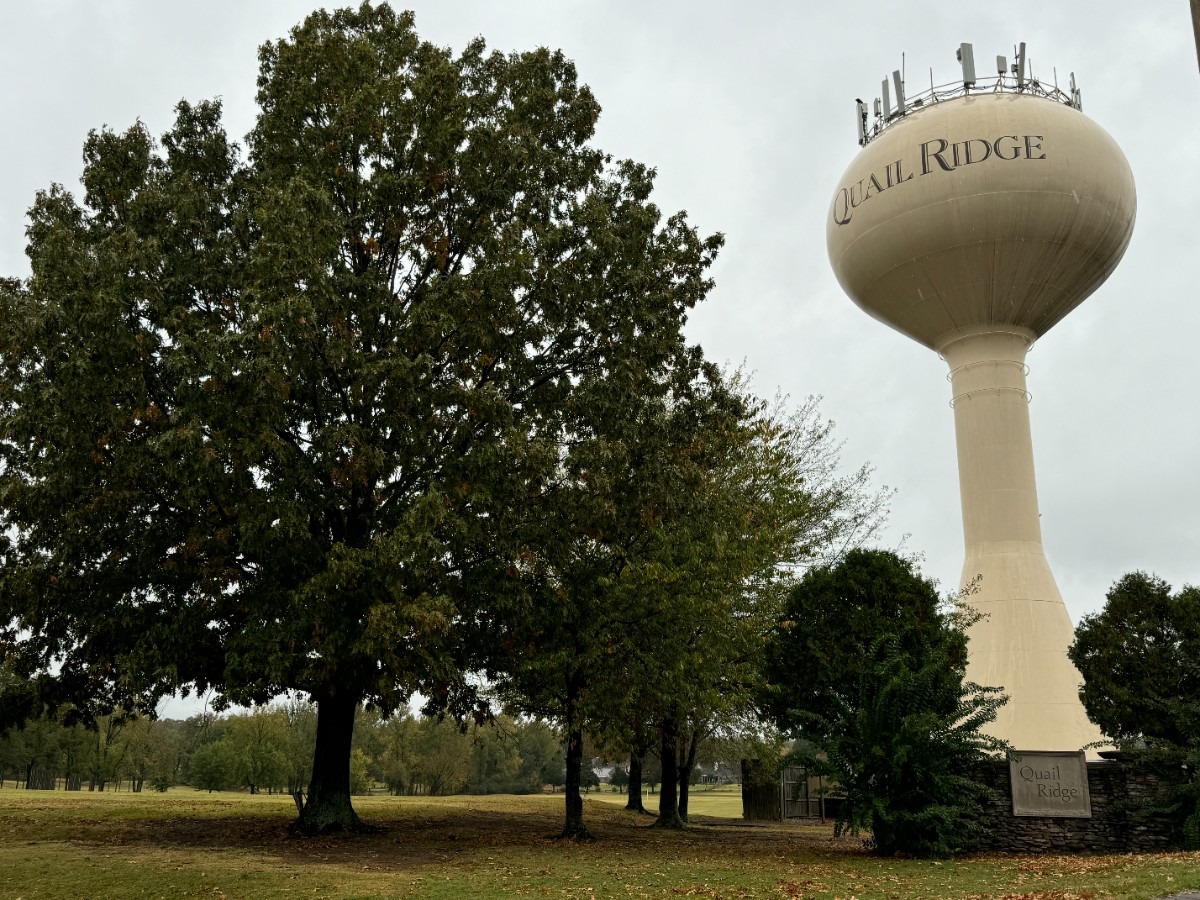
top-left (625, 750), bottom-right (647, 812)
top-left (560, 725), bottom-right (594, 839)
top-left (654, 715), bottom-right (684, 828)
top-left (292, 690), bottom-right (365, 835)
top-left (677, 728), bottom-right (699, 823)
top-left (1193, 0), bottom-right (1200, 75)
top-left (559, 680), bottom-right (594, 839)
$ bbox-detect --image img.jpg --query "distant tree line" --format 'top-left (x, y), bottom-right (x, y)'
top-left (0, 698), bottom-right (749, 801)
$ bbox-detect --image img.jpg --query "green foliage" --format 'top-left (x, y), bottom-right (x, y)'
top-left (411, 717), bottom-right (472, 796)
top-left (0, 3), bottom-right (722, 832)
top-left (0, 703), bottom-right (193, 791)
top-left (189, 741), bottom-right (236, 793)
top-left (117, 715), bottom-right (183, 792)
top-left (515, 720), bottom-right (564, 793)
top-left (1070, 572), bottom-right (1200, 746)
top-left (0, 703), bottom-right (743, 810)
top-left (542, 753), bottom-right (567, 791)
top-left (281, 699), bottom-right (317, 796)
top-left (641, 752), bottom-right (662, 792)
top-left (349, 747), bottom-right (372, 796)
top-left (463, 715), bottom-right (523, 794)
top-left (364, 712), bottom-right (569, 797)
top-left (1071, 572), bottom-right (1200, 848)
top-left (224, 709), bottom-right (290, 794)
top-left (760, 549), bottom-right (1006, 857)
top-left (609, 766), bottom-right (629, 792)
top-left (581, 766), bottom-right (600, 793)
top-left (2, 715), bottom-right (61, 787)
top-left (490, 369), bottom-right (888, 833)
top-left (374, 711), bottom-right (416, 796)
top-left (0, 662), bottom-right (35, 736)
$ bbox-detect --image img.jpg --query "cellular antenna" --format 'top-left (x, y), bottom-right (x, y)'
top-left (957, 42), bottom-right (977, 89)
top-left (1015, 41), bottom-right (1027, 88)
top-left (893, 69), bottom-right (906, 115)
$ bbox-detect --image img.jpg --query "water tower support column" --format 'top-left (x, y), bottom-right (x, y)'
top-left (938, 325), bottom-right (1102, 753)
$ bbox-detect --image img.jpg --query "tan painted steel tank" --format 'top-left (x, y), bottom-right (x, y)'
top-left (827, 90), bottom-right (1136, 755)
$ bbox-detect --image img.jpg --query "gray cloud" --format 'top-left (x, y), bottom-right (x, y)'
top-left (2, 0), bottom-right (1195, 640)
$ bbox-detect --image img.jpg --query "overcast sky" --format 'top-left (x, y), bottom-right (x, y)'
top-left (2, 2), bottom-right (1197, 716)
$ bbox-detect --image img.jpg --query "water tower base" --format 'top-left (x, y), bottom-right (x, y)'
top-left (960, 545), bottom-right (1106, 757)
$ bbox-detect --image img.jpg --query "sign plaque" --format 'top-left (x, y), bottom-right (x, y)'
top-left (1009, 750), bottom-right (1091, 818)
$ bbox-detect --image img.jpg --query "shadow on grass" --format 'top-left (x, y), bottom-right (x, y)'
top-left (0, 792), bottom-right (861, 876)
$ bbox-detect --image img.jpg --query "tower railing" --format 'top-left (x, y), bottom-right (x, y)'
top-left (859, 73), bottom-right (1081, 147)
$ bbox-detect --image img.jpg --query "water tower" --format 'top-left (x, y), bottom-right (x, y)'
top-left (827, 43), bottom-right (1136, 753)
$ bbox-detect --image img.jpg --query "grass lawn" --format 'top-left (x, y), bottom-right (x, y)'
top-left (1, 787), bottom-right (1197, 899)
top-left (589, 783), bottom-right (745, 819)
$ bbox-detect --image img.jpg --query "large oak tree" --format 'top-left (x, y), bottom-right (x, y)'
top-left (0, 4), bottom-right (718, 833)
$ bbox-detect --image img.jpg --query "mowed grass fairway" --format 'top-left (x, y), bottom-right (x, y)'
top-left (1, 789), bottom-right (1197, 899)
top-left (590, 784), bottom-right (746, 819)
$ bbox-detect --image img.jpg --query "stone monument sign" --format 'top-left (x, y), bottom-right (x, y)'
top-left (1009, 750), bottom-right (1091, 817)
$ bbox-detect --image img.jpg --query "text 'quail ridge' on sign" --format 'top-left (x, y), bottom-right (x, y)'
top-left (1009, 750), bottom-right (1092, 818)
top-left (831, 134), bottom-right (1048, 226)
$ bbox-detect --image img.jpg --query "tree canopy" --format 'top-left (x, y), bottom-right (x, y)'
top-left (759, 549), bottom-right (1006, 857)
top-left (1070, 571), bottom-right (1200, 848)
top-left (0, 4), bottom-right (720, 833)
top-left (488, 367), bottom-right (885, 834)
top-left (1070, 572), bottom-right (1200, 748)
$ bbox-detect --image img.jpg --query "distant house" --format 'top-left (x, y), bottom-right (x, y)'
top-left (591, 759), bottom-right (618, 783)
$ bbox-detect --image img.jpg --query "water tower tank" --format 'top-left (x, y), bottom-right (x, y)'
top-left (827, 50), bottom-right (1136, 754)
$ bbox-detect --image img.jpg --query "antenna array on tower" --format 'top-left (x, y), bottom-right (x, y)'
top-left (854, 41), bottom-right (1083, 146)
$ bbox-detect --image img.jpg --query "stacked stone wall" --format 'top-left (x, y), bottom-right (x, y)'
top-left (972, 759), bottom-right (1177, 853)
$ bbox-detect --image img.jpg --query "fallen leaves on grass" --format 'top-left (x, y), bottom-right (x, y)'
top-left (3, 791), bottom-right (1198, 899)
top-left (1013, 854), bottom-right (1132, 876)
top-left (777, 877), bottom-right (829, 897)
